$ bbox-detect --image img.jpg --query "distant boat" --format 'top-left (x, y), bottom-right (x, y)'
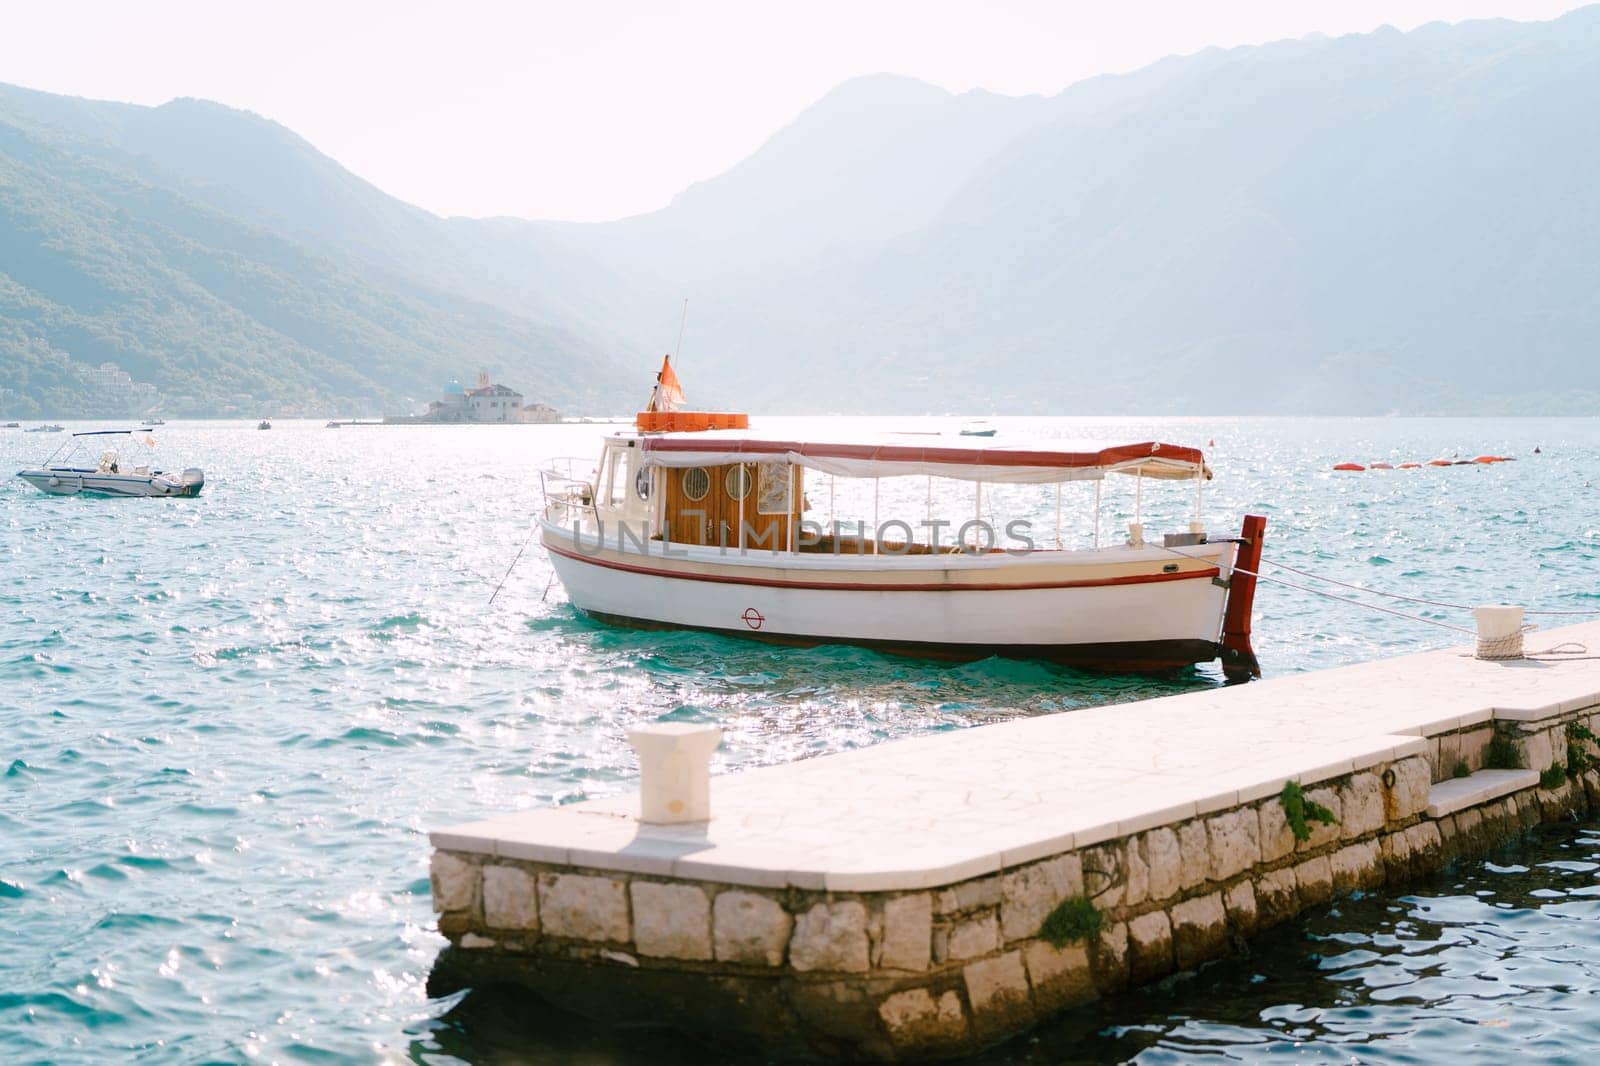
top-left (959, 421), bottom-right (997, 437)
top-left (325, 420), bottom-right (340, 429)
top-left (258, 419), bottom-right (272, 430)
top-left (16, 428), bottom-right (204, 498)
top-left (25, 424), bottom-right (64, 433)
top-left (145, 418), bottom-right (166, 425)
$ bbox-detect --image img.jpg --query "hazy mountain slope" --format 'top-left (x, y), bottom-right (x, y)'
top-left (657, 7), bottom-right (1600, 413)
top-left (586, 75), bottom-right (1053, 277)
top-left (0, 111), bottom-right (632, 416)
top-left (5, 6), bottom-right (1598, 416)
top-left (0, 82), bottom-right (657, 364)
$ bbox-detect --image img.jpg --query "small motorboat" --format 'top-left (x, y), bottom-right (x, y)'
top-left (2, 422), bottom-right (19, 429)
top-left (26, 424), bottom-right (65, 433)
top-left (16, 429), bottom-right (204, 498)
top-left (258, 419), bottom-right (273, 430)
top-left (959, 421), bottom-right (997, 437)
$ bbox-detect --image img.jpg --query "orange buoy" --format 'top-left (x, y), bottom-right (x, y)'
top-left (1370, 462), bottom-right (1394, 470)
top-left (1332, 462), bottom-right (1366, 472)
top-left (1399, 462), bottom-right (1422, 469)
top-left (1427, 459), bottom-right (1453, 467)
top-left (1472, 455), bottom-right (1513, 464)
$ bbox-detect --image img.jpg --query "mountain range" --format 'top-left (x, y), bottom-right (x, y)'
top-left (2, 5), bottom-right (1598, 417)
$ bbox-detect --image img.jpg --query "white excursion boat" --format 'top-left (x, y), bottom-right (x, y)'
top-left (16, 429), bottom-right (205, 498)
top-left (539, 361), bottom-right (1265, 678)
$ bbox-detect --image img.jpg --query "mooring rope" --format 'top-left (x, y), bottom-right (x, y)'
top-left (1153, 541), bottom-right (1600, 662)
top-left (1153, 542), bottom-right (1476, 636)
top-left (1259, 558), bottom-right (1600, 617)
top-left (488, 522), bottom-right (541, 607)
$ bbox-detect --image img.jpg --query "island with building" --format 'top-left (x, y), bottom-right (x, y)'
top-left (383, 373), bottom-right (560, 424)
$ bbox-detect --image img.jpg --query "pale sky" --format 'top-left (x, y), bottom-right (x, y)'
top-left (0, 1), bottom-right (1587, 222)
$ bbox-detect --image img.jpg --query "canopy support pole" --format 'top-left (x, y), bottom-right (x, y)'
top-left (737, 466), bottom-right (745, 551)
top-left (873, 478), bottom-right (880, 549)
top-left (1094, 480), bottom-right (1102, 549)
top-left (974, 480), bottom-right (983, 550)
top-left (1054, 482), bottom-right (1062, 549)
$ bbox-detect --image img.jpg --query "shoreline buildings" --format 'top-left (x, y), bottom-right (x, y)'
top-left (386, 373), bottom-right (559, 424)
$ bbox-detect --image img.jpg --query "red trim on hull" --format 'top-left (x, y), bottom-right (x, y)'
top-left (582, 609), bottom-right (1220, 673)
top-left (544, 541), bottom-right (1221, 593)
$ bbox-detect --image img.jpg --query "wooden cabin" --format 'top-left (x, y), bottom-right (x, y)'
top-left (660, 461), bottom-right (804, 551)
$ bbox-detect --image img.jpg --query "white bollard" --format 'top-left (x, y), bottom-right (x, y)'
top-left (1473, 604), bottom-right (1525, 660)
top-left (626, 723), bottom-right (722, 824)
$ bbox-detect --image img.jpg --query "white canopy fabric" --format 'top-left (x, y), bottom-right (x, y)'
top-left (635, 431), bottom-right (1208, 484)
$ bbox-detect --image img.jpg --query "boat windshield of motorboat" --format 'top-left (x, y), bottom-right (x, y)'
top-left (538, 358), bottom-right (1266, 679)
top-left (16, 428), bottom-right (205, 498)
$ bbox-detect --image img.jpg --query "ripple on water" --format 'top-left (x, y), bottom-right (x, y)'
top-left (6, 417), bottom-right (1600, 1062)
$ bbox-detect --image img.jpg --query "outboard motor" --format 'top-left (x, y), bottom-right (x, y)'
top-left (180, 468), bottom-right (206, 496)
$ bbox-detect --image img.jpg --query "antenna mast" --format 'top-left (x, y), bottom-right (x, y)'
top-left (673, 298), bottom-right (689, 366)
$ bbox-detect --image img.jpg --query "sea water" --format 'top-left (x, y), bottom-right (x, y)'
top-left (2, 416), bottom-right (1599, 1063)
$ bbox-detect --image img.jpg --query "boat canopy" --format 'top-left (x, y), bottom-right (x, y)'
top-left (636, 431), bottom-right (1207, 484)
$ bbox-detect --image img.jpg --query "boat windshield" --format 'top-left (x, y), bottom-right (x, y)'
top-left (41, 429), bottom-right (161, 471)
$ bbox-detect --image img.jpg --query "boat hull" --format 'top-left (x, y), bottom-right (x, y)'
top-left (543, 524), bottom-right (1236, 673)
top-left (16, 467), bottom-right (204, 498)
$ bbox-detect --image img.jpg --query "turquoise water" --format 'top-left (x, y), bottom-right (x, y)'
top-left (3, 416), bottom-right (1599, 1063)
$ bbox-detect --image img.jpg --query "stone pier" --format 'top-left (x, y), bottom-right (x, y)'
top-left (427, 621), bottom-right (1600, 1061)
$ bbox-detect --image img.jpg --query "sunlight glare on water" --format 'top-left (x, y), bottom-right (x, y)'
top-left (3, 416), bottom-right (1599, 1062)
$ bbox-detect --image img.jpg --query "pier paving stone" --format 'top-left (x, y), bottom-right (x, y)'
top-left (945, 911), bottom-right (1001, 961)
top-left (1205, 808), bottom-right (1260, 881)
top-left (1143, 827), bottom-right (1181, 900)
top-left (999, 855), bottom-right (1083, 942)
top-left (789, 901), bottom-right (870, 973)
top-left (712, 890), bottom-right (790, 966)
top-left (630, 881), bottom-right (711, 960)
top-left (1170, 892), bottom-right (1227, 970)
top-left (482, 865), bottom-right (537, 930)
top-left (879, 893), bottom-right (932, 971)
top-left (1337, 774), bottom-right (1384, 838)
top-left (1223, 879), bottom-right (1258, 936)
top-left (1388, 757), bottom-right (1433, 821)
top-left (1127, 910), bottom-right (1173, 982)
top-left (1258, 800), bottom-right (1297, 862)
top-left (1022, 941), bottom-right (1093, 1012)
top-left (1294, 856), bottom-right (1334, 905)
top-left (538, 873), bottom-right (629, 943)
top-left (431, 852), bottom-right (478, 914)
top-left (962, 951), bottom-right (1030, 1022)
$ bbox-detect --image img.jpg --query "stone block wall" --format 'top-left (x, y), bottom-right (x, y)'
top-left (428, 710), bottom-right (1600, 1062)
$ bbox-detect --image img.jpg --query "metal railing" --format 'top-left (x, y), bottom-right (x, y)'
top-left (538, 457), bottom-right (599, 528)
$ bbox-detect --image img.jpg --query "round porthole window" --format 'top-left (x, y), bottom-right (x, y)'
top-left (725, 465), bottom-right (752, 499)
top-left (634, 467), bottom-right (651, 500)
top-left (682, 467), bottom-right (710, 501)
